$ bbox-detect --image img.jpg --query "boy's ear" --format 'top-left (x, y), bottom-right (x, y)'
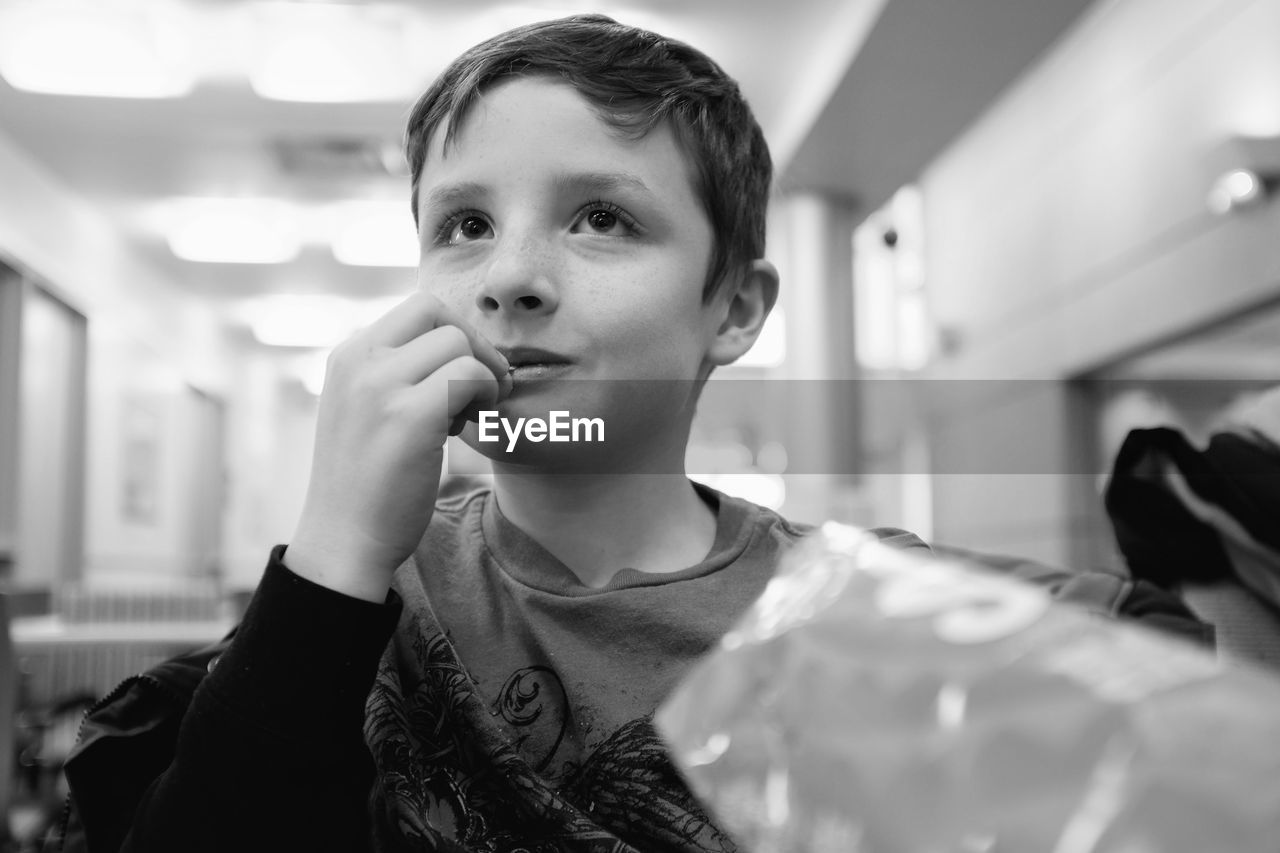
top-left (706, 259), bottom-right (780, 366)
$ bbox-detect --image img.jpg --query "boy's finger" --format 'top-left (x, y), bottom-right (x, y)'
top-left (389, 325), bottom-right (477, 385)
top-left (397, 355), bottom-right (500, 431)
top-left (431, 303), bottom-right (512, 396)
top-left (442, 363), bottom-right (501, 423)
top-left (365, 291), bottom-right (510, 393)
top-left (362, 290), bottom-right (441, 346)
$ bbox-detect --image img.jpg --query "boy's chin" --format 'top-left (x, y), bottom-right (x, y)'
top-left (455, 419), bottom-right (683, 476)
top-left (463, 435), bottom-right (610, 474)
top-left (454, 378), bottom-right (699, 474)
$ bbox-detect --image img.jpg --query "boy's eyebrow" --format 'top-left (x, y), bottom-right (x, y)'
top-left (553, 170), bottom-right (656, 200)
top-left (421, 181), bottom-right (489, 212)
top-left (420, 172), bottom-right (655, 212)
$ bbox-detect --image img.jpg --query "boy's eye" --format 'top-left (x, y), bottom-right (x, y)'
top-left (572, 203), bottom-right (636, 237)
top-left (587, 210), bottom-right (617, 231)
top-left (445, 214), bottom-right (493, 244)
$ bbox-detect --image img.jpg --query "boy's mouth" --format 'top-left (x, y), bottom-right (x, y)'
top-left (498, 346), bottom-right (574, 383)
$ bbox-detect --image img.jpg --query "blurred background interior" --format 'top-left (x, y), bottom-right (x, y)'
top-left (1, 0), bottom-right (1280, 844)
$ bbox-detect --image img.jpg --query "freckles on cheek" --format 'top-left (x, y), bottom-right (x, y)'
top-left (416, 268), bottom-right (477, 306)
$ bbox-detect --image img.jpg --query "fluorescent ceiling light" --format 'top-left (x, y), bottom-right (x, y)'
top-left (463, 5), bottom-right (670, 44)
top-left (248, 295), bottom-right (354, 348)
top-left (330, 202), bottom-right (419, 267)
top-left (244, 294), bottom-right (405, 348)
top-left (249, 3), bottom-right (415, 102)
top-left (167, 199), bottom-right (301, 264)
top-left (0, 1), bottom-right (194, 98)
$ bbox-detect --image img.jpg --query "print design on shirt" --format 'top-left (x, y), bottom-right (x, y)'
top-left (494, 665), bottom-right (571, 774)
top-left (366, 629), bottom-right (493, 848)
top-left (559, 717), bottom-right (737, 852)
top-left (366, 621), bottom-right (737, 852)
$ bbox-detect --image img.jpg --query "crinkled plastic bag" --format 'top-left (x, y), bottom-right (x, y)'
top-left (656, 523), bottom-right (1280, 852)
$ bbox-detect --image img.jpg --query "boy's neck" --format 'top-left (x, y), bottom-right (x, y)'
top-left (490, 472), bottom-right (717, 589)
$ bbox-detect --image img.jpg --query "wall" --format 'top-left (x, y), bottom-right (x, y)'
top-left (81, 330), bottom-right (227, 581)
top-left (915, 0), bottom-right (1280, 565)
top-left (220, 351), bottom-right (318, 590)
top-left (0, 129), bottom-right (234, 586)
top-left (763, 193), bottom-right (865, 524)
top-left (16, 285), bottom-right (86, 585)
top-left (0, 268), bottom-right (20, 570)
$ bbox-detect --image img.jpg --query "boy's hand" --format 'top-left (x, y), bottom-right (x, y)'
top-left (285, 292), bottom-right (511, 602)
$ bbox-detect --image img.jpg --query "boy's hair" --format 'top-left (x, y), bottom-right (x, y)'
top-left (405, 13), bottom-right (772, 301)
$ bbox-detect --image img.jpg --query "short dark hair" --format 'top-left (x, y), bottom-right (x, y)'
top-left (405, 14), bottom-right (772, 301)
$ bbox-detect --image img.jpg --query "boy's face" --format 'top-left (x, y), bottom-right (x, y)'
top-left (414, 76), bottom-right (728, 464)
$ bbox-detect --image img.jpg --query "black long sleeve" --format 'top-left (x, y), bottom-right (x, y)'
top-left (116, 546), bottom-right (401, 853)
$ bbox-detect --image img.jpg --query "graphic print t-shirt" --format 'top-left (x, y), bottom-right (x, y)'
top-left (363, 480), bottom-right (926, 852)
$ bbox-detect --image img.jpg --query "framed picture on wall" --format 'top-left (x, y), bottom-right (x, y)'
top-left (121, 395), bottom-right (161, 525)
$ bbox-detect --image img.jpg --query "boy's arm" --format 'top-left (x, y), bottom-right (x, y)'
top-left (286, 290), bottom-right (511, 602)
top-left (99, 294), bottom-right (509, 852)
top-left (103, 548), bottom-right (400, 853)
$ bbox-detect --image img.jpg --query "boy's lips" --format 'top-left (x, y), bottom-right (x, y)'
top-left (496, 346), bottom-right (574, 383)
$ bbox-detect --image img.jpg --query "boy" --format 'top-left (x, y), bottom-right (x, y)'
top-left (62, 14), bottom-right (924, 853)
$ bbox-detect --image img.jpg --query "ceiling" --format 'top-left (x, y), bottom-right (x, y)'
top-left (0, 0), bottom-right (1099, 324)
top-left (1093, 300), bottom-right (1280, 382)
top-left (782, 0), bottom-right (1098, 211)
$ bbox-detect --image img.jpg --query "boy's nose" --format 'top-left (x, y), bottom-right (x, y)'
top-left (475, 235), bottom-right (559, 316)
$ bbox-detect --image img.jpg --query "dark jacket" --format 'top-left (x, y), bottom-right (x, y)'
top-left (58, 637), bottom-right (229, 853)
top-left (59, 548), bottom-right (401, 853)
